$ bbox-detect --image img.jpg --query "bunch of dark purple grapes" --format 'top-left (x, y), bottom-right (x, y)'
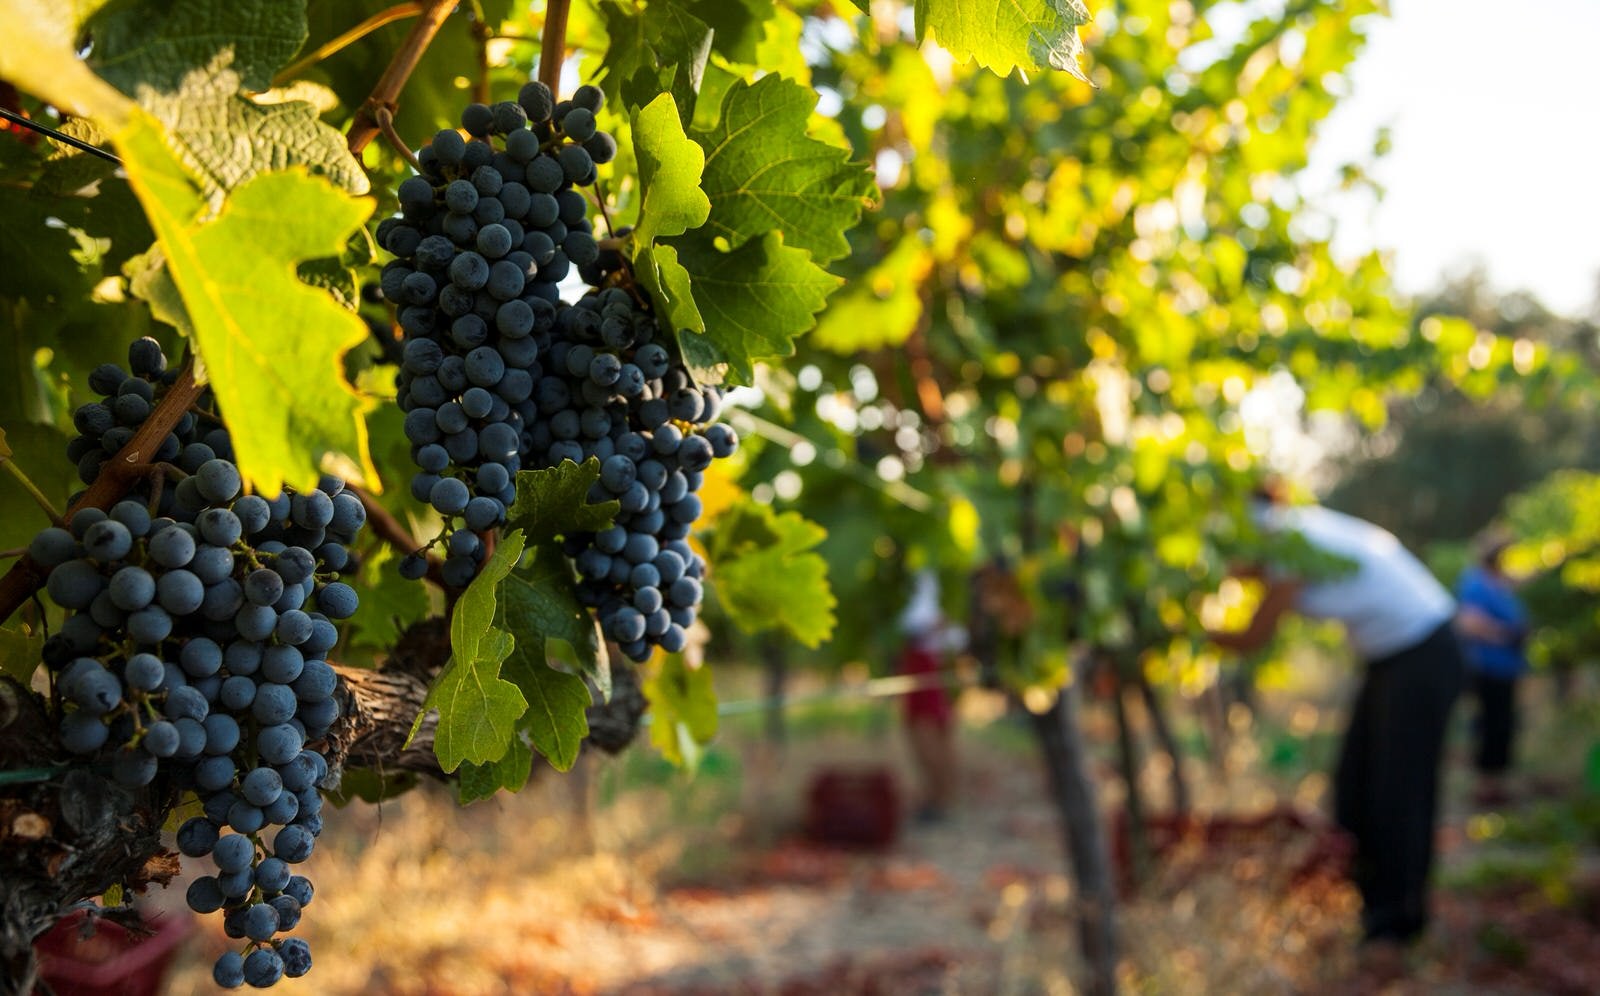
top-left (533, 287), bottom-right (737, 662)
top-left (29, 338), bottom-right (359, 989)
top-left (379, 81), bottom-right (614, 587)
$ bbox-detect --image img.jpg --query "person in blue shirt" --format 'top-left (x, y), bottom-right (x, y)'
top-left (1454, 530), bottom-right (1529, 806)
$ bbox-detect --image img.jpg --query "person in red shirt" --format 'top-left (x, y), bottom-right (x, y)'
top-left (897, 571), bottom-right (965, 823)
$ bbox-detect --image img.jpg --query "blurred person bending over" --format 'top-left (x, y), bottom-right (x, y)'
top-left (1454, 530), bottom-right (1529, 807)
top-left (897, 570), bottom-right (967, 823)
top-left (1208, 491), bottom-right (1462, 961)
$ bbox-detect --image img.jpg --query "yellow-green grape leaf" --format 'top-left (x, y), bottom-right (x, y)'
top-left (707, 500), bottom-right (835, 647)
top-left (456, 737), bottom-right (533, 803)
top-left (809, 239), bottom-right (932, 353)
top-left (123, 248), bottom-right (192, 336)
top-left (631, 93), bottom-right (711, 250)
top-left (631, 92), bottom-right (713, 335)
top-left (116, 108), bottom-right (378, 496)
top-left (673, 230), bottom-right (840, 385)
top-left (500, 543), bottom-right (611, 694)
top-left (506, 461), bottom-right (619, 548)
top-left (0, 0), bottom-right (133, 125)
top-left (643, 652), bottom-right (718, 768)
top-left (636, 243), bottom-right (705, 338)
top-left (914, 0), bottom-right (1092, 81)
top-left (690, 74), bottom-right (875, 265)
top-left (408, 531), bottom-right (528, 771)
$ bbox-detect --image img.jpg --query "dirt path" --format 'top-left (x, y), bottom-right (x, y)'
top-left (140, 691), bottom-right (1599, 994)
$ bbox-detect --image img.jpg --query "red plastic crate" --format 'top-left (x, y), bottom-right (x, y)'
top-left (34, 909), bottom-right (193, 996)
top-left (803, 765), bottom-right (902, 849)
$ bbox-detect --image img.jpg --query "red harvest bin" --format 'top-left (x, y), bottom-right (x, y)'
top-left (804, 765), bottom-right (902, 849)
top-left (34, 909), bottom-right (193, 996)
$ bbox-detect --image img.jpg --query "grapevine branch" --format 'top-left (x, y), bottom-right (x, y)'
top-left (0, 365), bottom-right (205, 625)
top-left (467, 0), bottom-right (493, 106)
top-left (347, 0), bottom-right (458, 156)
top-left (538, 0), bottom-right (571, 92)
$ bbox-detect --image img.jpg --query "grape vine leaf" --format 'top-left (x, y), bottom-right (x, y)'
top-left (141, 90), bottom-right (371, 200)
top-left (643, 652), bottom-right (717, 768)
top-left (506, 461), bottom-right (619, 547)
top-left (409, 530), bottom-right (529, 771)
top-left (500, 543), bottom-right (611, 694)
top-left (913, 0), bottom-right (1092, 81)
top-left (456, 737), bottom-right (533, 803)
top-left (600, 0), bottom-right (712, 124)
top-left (0, 622), bottom-right (42, 684)
top-left (631, 92), bottom-right (712, 335)
top-left (706, 500), bottom-right (835, 647)
top-left (80, 0), bottom-right (386, 206)
top-left (690, 74), bottom-right (875, 266)
top-left (0, 0), bottom-right (135, 124)
top-left (501, 644), bottom-right (592, 772)
top-left (85, 0), bottom-right (308, 95)
top-left (635, 244), bottom-right (705, 344)
top-left (672, 231), bottom-right (841, 385)
top-left (116, 109), bottom-right (379, 497)
top-left (632, 93), bottom-right (711, 249)
top-left (124, 248), bottom-right (192, 337)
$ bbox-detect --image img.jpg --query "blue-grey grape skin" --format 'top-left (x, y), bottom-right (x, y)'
top-left (25, 338), bottom-right (360, 990)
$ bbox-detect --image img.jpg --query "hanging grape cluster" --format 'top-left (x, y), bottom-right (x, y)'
top-left (379, 81), bottom-right (614, 588)
top-left (29, 339), bottom-right (359, 989)
top-left (381, 82), bottom-right (738, 661)
top-left (535, 287), bottom-right (735, 661)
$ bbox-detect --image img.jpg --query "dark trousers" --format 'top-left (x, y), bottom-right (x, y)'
top-left (1334, 622), bottom-right (1463, 942)
top-left (1472, 672), bottom-right (1517, 774)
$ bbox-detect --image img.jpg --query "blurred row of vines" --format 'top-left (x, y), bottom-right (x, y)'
top-left (710, 0), bottom-right (1600, 842)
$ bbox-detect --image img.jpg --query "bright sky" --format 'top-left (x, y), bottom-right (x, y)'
top-left (1307, 0), bottom-right (1600, 318)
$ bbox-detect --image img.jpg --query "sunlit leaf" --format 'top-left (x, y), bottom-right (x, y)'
top-left (408, 531), bottom-right (528, 771)
top-left (673, 230), bottom-right (840, 385)
top-left (690, 74), bottom-right (875, 265)
top-left (116, 109), bottom-right (377, 496)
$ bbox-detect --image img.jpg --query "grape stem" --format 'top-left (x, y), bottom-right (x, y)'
top-left (346, 0), bottom-right (458, 156)
top-left (0, 364), bottom-right (206, 625)
top-left (272, 2), bottom-right (427, 87)
top-left (346, 485), bottom-right (446, 587)
top-left (374, 106), bottom-right (425, 174)
top-left (590, 176), bottom-right (617, 239)
top-left (467, 0), bottom-right (493, 106)
top-left (2, 462), bottom-right (65, 527)
top-left (538, 0), bottom-right (571, 92)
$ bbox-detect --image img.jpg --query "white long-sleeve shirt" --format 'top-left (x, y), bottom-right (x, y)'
top-left (1264, 504), bottom-right (1456, 659)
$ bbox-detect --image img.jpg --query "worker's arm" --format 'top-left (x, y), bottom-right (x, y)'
top-left (1455, 604), bottom-right (1514, 645)
top-left (1207, 578), bottom-right (1303, 654)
